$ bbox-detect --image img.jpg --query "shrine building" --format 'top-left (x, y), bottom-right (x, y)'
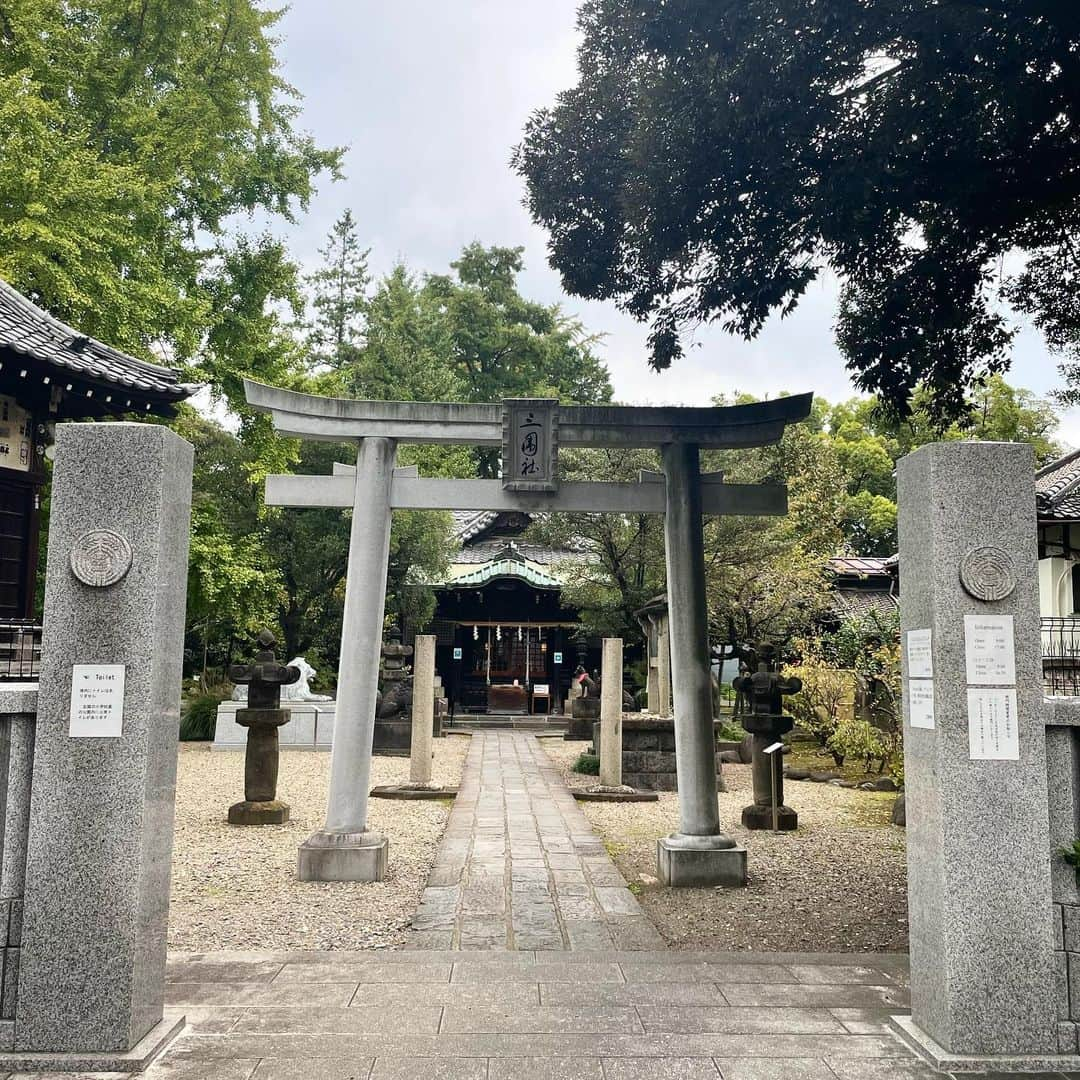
top-left (0, 280), bottom-right (190, 665)
top-left (419, 509), bottom-right (594, 717)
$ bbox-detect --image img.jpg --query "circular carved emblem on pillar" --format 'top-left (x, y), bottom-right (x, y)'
top-left (70, 530), bottom-right (133, 587)
top-left (959, 545), bottom-right (1016, 602)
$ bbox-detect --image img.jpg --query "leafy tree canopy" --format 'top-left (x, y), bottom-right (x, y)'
top-left (0, 0), bottom-right (341, 367)
top-left (514, 0), bottom-right (1080, 420)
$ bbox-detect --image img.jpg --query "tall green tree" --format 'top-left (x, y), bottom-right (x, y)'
top-left (307, 210), bottom-right (370, 369)
top-left (515, 1), bottom-right (1080, 420)
top-left (0, 0), bottom-right (341, 369)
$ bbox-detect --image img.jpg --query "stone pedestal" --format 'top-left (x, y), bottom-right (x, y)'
top-left (227, 714), bottom-right (290, 825)
top-left (897, 442), bottom-right (1056, 1059)
top-left (657, 837), bottom-right (748, 888)
top-left (297, 830), bottom-right (388, 883)
top-left (15, 423), bottom-right (193, 1053)
top-left (565, 695), bottom-right (600, 741)
top-left (594, 716), bottom-right (726, 791)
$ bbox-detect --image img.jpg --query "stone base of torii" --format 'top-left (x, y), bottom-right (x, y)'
top-left (244, 381), bottom-right (813, 886)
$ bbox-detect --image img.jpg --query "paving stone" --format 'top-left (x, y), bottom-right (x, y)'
top-left (488, 1058), bottom-right (602, 1079)
top-left (601, 1059), bottom-right (720, 1079)
top-left (787, 965), bottom-right (900, 986)
top-left (164, 982), bottom-right (359, 1008)
top-left (563, 922), bottom-right (615, 951)
top-left (440, 1006), bottom-right (642, 1034)
top-left (142, 1061), bottom-right (263, 1080)
top-left (607, 918), bottom-right (665, 951)
top-left (250, 1061), bottom-right (374, 1080)
top-left (273, 962), bottom-right (452, 984)
top-left (594, 888), bottom-right (642, 917)
top-left (369, 1059), bottom-right (487, 1080)
top-left (619, 963), bottom-right (791, 985)
top-left (165, 960), bottom-right (284, 984)
top-left (828, 1008), bottom-right (897, 1035)
top-left (824, 1061), bottom-right (949, 1079)
top-left (720, 984), bottom-right (906, 1009)
top-left (541, 983), bottom-right (724, 1007)
top-left (230, 1006), bottom-right (443, 1034)
top-left (635, 1006), bottom-right (846, 1035)
top-left (460, 918), bottom-right (509, 950)
top-left (713, 1060), bottom-right (838, 1080)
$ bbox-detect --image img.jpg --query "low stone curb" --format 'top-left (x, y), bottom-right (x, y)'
top-left (369, 785), bottom-right (458, 801)
top-left (572, 789), bottom-right (659, 803)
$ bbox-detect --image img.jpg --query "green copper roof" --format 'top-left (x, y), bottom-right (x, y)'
top-left (446, 558), bottom-right (562, 590)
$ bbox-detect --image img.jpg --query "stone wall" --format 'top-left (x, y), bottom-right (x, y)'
top-left (593, 716), bottom-right (724, 792)
top-left (0, 692), bottom-right (38, 1049)
top-left (1044, 705), bottom-right (1080, 1053)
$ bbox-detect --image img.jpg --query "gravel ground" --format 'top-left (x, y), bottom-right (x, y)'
top-left (168, 736), bottom-right (469, 951)
top-left (543, 737), bottom-right (908, 953)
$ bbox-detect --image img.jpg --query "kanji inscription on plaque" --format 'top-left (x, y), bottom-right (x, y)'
top-left (502, 399), bottom-right (558, 493)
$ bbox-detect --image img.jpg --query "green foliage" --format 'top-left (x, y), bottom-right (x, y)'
top-left (1061, 841), bottom-right (1080, 883)
top-left (515, 1), bottom-right (1080, 419)
top-left (784, 654), bottom-right (855, 768)
top-left (179, 690), bottom-right (230, 742)
top-left (0, 0), bottom-right (341, 371)
top-left (819, 378), bottom-right (1060, 555)
top-left (573, 753), bottom-right (601, 776)
top-left (822, 612), bottom-right (904, 783)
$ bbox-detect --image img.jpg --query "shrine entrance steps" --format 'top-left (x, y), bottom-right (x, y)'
top-left (446, 715), bottom-right (569, 732)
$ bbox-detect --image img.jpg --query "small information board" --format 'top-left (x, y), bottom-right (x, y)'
top-left (906, 629), bottom-right (933, 678)
top-left (453, 647), bottom-right (463, 660)
top-left (967, 687), bottom-right (1019, 761)
top-left (553, 651), bottom-right (563, 665)
top-left (908, 679), bottom-right (935, 730)
top-left (964, 614), bottom-right (1016, 685)
top-left (69, 664), bottom-right (126, 738)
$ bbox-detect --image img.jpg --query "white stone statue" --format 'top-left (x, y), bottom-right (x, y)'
top-left (281, 656), bottom-right (333, 702)
top-left (231, 656), bottom-right (333, 702)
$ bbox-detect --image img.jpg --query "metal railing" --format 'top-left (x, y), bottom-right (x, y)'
top-left (1042, 617), bottom-right (1080, 695)
top-left (0, 621), bottom-right (42, 682)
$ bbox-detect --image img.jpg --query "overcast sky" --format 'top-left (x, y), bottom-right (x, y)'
top-left (259, 0), bottom-right (1078, 444)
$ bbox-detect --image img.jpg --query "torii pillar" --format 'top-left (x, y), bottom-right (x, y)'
top-left (245, 381), bottom-right (813, 885)
top-left (297, 437), bottom-right (395, 881)
top-left (657, 443), bottom-right (747, 885)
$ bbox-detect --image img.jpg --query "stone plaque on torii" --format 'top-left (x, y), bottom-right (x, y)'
top-left (244, 379), bottom-right (812, 885)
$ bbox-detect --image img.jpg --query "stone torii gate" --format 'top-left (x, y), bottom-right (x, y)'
top-left (245, 380), bottom-right (812, 887)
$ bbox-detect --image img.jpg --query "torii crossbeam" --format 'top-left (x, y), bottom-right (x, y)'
top-left (245, 379), bottom-right (813, 886)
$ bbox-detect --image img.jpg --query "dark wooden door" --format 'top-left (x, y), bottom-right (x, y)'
top-left (0, 476), bottom-right (36, 619)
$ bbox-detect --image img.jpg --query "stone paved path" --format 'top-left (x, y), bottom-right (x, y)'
top-left (142, 949), bottom-right (935, 1079)
top-left (408, 732), bottom-right (664, 951)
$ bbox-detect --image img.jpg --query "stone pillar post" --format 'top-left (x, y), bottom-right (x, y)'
top-left (15, 424), bottom-right (192, 1054)
top-left (298, 437), bottom-right (395, 882)
top-left (895, 442), bottom-right (1056, 1060)
top-left (657, 627), bottom-right (672, 718)
top-left (657, 442), bottom-right (746, 887)
top-left (410, 635), bottom-right (436, 787)
top-left (599, 638), bottom-right (623, 788)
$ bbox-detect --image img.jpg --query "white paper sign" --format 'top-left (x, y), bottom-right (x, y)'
top-left (964, 614), bottom-right (1016, 685)
top-left (908, 679), bottom-right (935, 730)
top-left (967, 688), bottom-right (1019, 760)
top-left (69, 664), bottom-right (126, 738)
top-left (906, 629), bottom-right (933, 678)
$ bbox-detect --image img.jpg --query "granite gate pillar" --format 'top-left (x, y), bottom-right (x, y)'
top-left (657, 442), bottom-right (746, 887)
top-left (15, 423), bottom-right (192, 1055)
top-left (896, 442), bottom-right (1057, 1060)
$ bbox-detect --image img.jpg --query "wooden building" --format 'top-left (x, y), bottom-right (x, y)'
top-left (0, 280), bottom-right (190, 631)
top-left (424, 510), bottom-right (592, 716)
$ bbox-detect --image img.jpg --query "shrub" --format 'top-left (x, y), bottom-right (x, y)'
top-left (180, 690), bottom-right (230, 741)
top-left (572, 753), bottom-right (600, 775)
top-left (784, 653), bottom-right (855, 767)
